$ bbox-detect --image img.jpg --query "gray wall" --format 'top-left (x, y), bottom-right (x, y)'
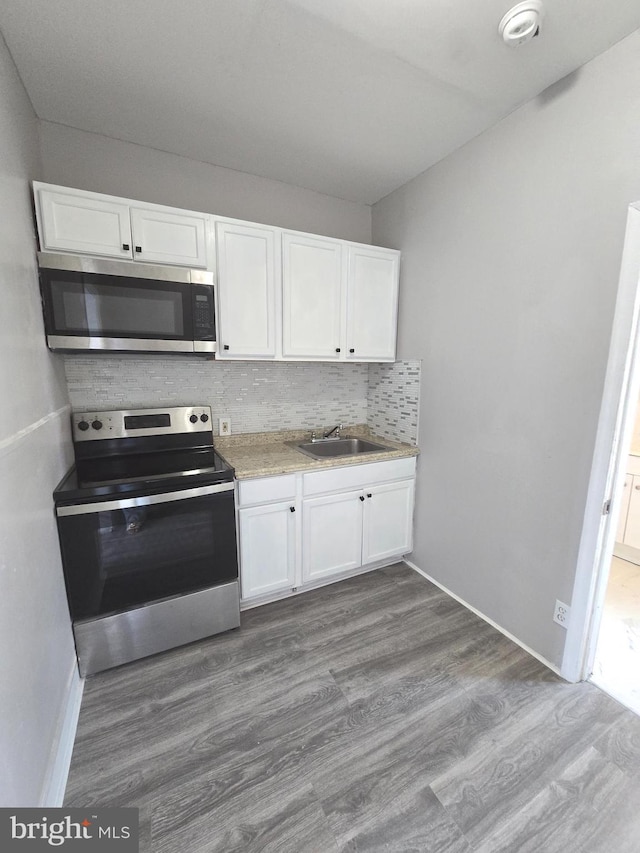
top-left (38, 122), bottom-right (371, 244)
top-left (372, 30), bottom-right (640, 667)
top-left (0, 36), bottom-right (76, 805)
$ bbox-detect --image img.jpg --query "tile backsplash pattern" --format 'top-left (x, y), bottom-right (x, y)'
top-left (368, 360), bottom-right (421, 445)
top-left (63, 357), bottom-right (421, 442)
top-left (63, 357), bottom-right (369, 435)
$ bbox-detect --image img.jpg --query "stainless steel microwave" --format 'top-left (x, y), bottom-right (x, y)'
top-left (37, 252), bottom-right (216, 355)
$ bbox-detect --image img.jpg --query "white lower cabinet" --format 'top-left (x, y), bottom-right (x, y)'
top-left (616, 474), bottom-right (632, 544)
top-left (303, 478), bottom-right (415, 582)
top-left (362, 480), bottom-right (414, 563)
top-left (302, 490), bottom-right (364, 582)
top-left (237, 458), bottom-right (416, 605)
top-left (239, 500), bottom-right (296, 599)
top-left (623, 475), bottom-right (640, 550)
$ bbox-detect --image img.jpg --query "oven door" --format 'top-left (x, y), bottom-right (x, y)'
top-left (39, 265), bottom-right (215, 354)
top-left (56, 483), bottom-right (238, 621)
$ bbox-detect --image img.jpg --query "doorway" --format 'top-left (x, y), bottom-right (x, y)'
top-left (590, 410), bottom-right (640, 713)
top-left (561, 201), bottom-right (640, 698)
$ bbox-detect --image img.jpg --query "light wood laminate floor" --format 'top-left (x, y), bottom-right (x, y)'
top-left (65, 564), bottom-right (640, 852)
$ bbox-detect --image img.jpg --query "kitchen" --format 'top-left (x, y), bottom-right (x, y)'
top-left (2, 2), bottom-right (640, 850)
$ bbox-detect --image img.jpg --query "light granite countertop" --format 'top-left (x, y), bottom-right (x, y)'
top-left (216, 424), bottom-right (419, 480)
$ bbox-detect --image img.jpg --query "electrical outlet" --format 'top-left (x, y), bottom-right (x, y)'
top-left (553, 600), bottom-right (571, 628)
top-left (219, 417), bottom-right (231, 436)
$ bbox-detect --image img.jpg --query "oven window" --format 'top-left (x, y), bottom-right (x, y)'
top-left (44, 271), bottom-right (190, 339)
top-left (57, 491), bottom-right (238, 620)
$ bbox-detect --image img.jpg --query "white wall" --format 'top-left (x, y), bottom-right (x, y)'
top-left (0, 36), bottom-right (77, 805)
top-left (38, 122), bottom-right (371, 244)
top-left (373, 30), bottom-right (640, 667)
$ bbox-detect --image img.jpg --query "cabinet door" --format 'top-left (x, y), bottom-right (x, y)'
top-left (623, 475), bottom-right (640, 549)
top-left (239, 501), bottom-right (296, 599)
top-left (282, 233), bottom-right (344, 358)
top-left (130, 207), bottom-right (208, 267)
top-left (215, 221), bottom-right (277, 358)
top-left (302, 491), bottom-right (363, 582)
top-left (346, 245), bottom-right (399, 361)
top-left (38, 189), bottom-right (132, 259)
top-left (616, 475), bottom-right (632, 543)
top-left (362, 479), bottom-right (414, 564)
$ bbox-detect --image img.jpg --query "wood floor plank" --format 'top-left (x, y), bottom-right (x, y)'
top-left (593, 709), bottom-right (640, 779)
top-left (64, 562), bottom-right (640, 852)
top-left (431, 680), bottom-right (625, 848)
top-left (329, 783), bottom-right (473, 852)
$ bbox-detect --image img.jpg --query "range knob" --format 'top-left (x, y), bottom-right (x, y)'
top-left (77, 420), bottom-right (90, 431)
top-left (200, 413), bottom-right (209, 423)
top-left (189, 414), bottom-right (198, 424)
top-left (91, 420), bottom-right (103, 430)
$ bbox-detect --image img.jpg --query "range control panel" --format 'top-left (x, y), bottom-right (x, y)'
top-left (72, 406), bottom-right (213, 442)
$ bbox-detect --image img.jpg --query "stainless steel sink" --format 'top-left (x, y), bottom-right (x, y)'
top-left (292, 437), bottom-right (391, 460)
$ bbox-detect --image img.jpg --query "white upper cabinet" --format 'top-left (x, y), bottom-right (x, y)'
top-left (33, 182), bottom-right (402, 363)
top-left (282, 233), bottom-right (399, 362)
top-left (215, 220), bottom-right (278, 359)
top-left (37, 188), bottom-right (132, 260)
top-left (34, 183), bottom-right (208, 268)
top-left (346, 245), bottom-right (399, 361)
top-left (282, 233), bottom-right (344, 359)
top-left (129, 207), bottom-right (208, 267)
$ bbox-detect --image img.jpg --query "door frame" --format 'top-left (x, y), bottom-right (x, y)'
top-left (562, 202), bottom-right (640, 681)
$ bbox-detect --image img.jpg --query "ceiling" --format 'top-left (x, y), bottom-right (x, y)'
top-left (0, 0), bottom-right (638, 204)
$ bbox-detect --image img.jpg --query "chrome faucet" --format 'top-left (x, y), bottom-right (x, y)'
top-left (323, 423), bottom-right (343, 439)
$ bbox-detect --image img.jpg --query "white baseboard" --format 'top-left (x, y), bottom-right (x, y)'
top-left (40, 661), bottom-right (84, 806)
top-left (403, 559), bottom-right (563, 678)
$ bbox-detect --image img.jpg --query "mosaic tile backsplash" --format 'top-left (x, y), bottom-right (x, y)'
top-left (368, 360), bottom-right (421, 445)
top-left (63, 357), bottom-right (420, 444)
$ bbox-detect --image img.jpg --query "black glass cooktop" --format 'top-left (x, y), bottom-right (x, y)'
top-left (54, 447), bottom-right (234, 504)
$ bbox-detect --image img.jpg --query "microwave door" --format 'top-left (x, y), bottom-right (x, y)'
top-left (42, 271), bottom-right (197, 353)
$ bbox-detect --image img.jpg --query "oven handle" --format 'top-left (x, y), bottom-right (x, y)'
top-left (56, 482), bottom-right (234, 517)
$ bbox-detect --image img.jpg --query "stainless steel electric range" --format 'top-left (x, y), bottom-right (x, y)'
top-left (53, 406), bottom-right (240, 677)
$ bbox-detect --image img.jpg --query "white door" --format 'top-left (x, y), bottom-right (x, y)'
top-left (239, 501), bottom-right (296, 599)
top-left (215, 221), bottom-right (277, 358)
top-left (346, 245), bottom-right (399, 361)
top-left (615, 474), bottom-right (632, 543)
top-left (38, 189), bottom-right (132, 259)
top-left (129, 207), bottom-right (208, 267)
top-left (282, 233), bottom-right (344, 358)
top-left (362, 479), bottom-right (414, 564)
top-left (302, 490), bottom-right (363, 582)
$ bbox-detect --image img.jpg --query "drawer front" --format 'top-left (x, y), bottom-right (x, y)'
top-left (303, 456), bottom-right (416, 496)
top-left (238, 474), bottom-right (297, 506)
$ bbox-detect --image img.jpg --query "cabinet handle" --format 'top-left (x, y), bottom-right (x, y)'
top-left (359, 495), bottom-right (365, 501)
top-left (122, 243), bottom-right (130, 251)
top-left (223, 344), bottom-right (230, 351)
top-left (135, 245), bottom-right (142, 253)
top-left (367, 493), bottom-right (372, 498)
top-left (290, 506), bottom-right (296, 512)
top-left (349, 348), bottom-right (355, 353)
top-left (635, 485), bottom-right (640, 490)
top-left (335, 347), bottom-right (341, 353)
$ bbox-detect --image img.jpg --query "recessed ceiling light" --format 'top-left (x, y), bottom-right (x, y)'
top-left (498, 1), bottom-right (544, 47)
